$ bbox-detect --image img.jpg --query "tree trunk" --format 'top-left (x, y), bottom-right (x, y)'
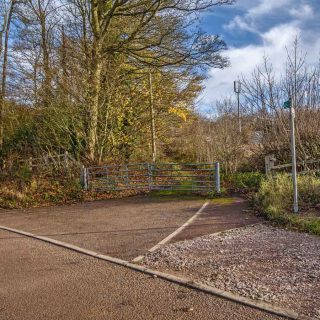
top-left (87, 0), bottom-right (102, 162)
top-left (87, 53), bottom-right (102, 162)
top-left (39, 3), bottom-right (52, 108)
top-left (149, 72), bottom-right (157, 162)
top-left (0, 0), bottom-right (15, 149)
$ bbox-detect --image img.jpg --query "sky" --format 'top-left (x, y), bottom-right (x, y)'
top-left (199, 0), bottom-right (320, 113)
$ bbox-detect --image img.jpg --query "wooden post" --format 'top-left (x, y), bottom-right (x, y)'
top-left (265, 155), bottom-right (276, 176)
top-left (106, 166), bottom-right (109, 190)
top-left (28, 157), bottom-right (33, 171)
top-left (147, 163), bottom-right (153, 191)
top-left (64, 151), bottom-right (69, 168)
top-left (81, 166), bottom-right (89, 191)
top-left (125, 164), bottom-right (129, 187)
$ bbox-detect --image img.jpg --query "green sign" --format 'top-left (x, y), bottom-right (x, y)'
top-left (283, 98), bottom-right (292, 109)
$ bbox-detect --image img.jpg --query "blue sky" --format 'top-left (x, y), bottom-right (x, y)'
top-left (199, 0), bottom-right (320, 112)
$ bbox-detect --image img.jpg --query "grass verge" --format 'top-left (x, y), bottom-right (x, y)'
top-left (0, 175), bottom-right (143, 209)
top-left (255, 174), bottom-right (320, 236)
top-left (0, 177), bottom-right (82, 209)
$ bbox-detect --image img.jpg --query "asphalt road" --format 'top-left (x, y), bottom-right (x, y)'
top-left (0, 229), bottom-right (286, 320)
top-left (0, 196), bottom-right (204, 260)
top-left (172, 197), bottom-right (262, 242)
top-left (0, 196), bottom-right (261, 260)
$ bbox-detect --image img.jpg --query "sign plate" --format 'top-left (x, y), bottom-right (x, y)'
top-left (283, 98), bottom-right (292, 109)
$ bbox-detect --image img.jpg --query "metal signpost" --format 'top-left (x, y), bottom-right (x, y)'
top-left (234, 81), bottom-right (242, 133)
top-left (284, 98), bottom-right (299, 213)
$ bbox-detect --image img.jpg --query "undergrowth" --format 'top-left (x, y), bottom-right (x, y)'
top-left (255, 174), bottom-right (320, 236)
top-left (0, 175), bottom-right (84, 209)
top-left (224, 172), bottom-right (263, 193)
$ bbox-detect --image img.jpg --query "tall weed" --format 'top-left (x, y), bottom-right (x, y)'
top-left (256, 174), bottom-right (320, 235)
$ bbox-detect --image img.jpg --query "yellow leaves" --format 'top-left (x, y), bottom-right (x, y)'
top-left (168, 106), bottom-right (188, 122)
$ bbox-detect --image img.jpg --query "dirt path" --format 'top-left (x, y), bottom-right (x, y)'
top-left (0, 229), bottom-right (286, 320)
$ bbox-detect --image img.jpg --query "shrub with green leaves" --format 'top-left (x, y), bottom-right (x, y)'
top-left (0, 176), bottom-right (84, 209)
top-left (258, 174), bottom-right (320, 211)
top-left (256, 174), bottom-right (320, 235)
top-left (225, 172), bottom-right (264, 191)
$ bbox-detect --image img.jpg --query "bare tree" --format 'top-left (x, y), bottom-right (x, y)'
top-left (241, 39), bottom-right (320, 163)
top-left (16, 0), bottom-right (60, 107)
top-left (0, 0), bottom-right (15, 149)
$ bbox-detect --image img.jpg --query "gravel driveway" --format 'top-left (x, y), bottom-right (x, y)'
top-left (143, 224), bottom-right (320, 319)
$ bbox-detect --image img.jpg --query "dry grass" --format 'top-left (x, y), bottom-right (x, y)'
top-left (256, 174), bottom-right (320, 235)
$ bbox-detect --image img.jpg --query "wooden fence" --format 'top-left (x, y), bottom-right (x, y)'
top-left (265, 155), bottom-right (320, 176)
top-left (1, 152), bottom-right (82, 174)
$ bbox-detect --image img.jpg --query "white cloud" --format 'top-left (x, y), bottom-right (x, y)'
top-left (261, 24), bottom-right (301, 49)
top-left (201, 23), bottom-right (320, 107)
top-left (225, 16), bottom-right (257, 33)
top-left (225, 0), bottom-right (292, 32)
top-left (200, 0), bottom-right (319, 110)
top-left (248, 0), bottom-right (291, 18)
top-left (289, 4), bottom-right (314, 20)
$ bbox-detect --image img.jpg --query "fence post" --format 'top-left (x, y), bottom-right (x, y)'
top-left (147, 163), bottom-right (154, 191)
top-left (215, 162), bottom-right (221, 194)
top-left (106, 166), bottom-right (109, 190)
top-left (265, 154), bottom-right (276, 176)
top-left (81, 166), bottom-right (89, 191)
top-left (147, 163), bottom-right (150, 191)
top-left (125, 164), bottom-right (129, 187)
top-left (64, 151), bottom-right (69, 168)
top-left (28, 157), bottom-right (33, 171)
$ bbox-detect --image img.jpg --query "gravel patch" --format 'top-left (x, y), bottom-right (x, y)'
top-left (143, 224), bottom-right (320, 319)
top-left (0, 229), bottom-right (285, 320)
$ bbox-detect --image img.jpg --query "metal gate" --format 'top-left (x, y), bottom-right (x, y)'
top-left (83, 162), bottom-right (220, 194)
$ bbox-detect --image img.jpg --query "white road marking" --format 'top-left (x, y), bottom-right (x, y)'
top-left (0, 224), bottom-right (299, 320)
top-left (132, 200), bottom-right (210, 263)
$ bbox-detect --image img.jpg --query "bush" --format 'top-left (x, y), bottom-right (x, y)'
top-left (224, 172), bottom-right (264, 191)
top-left (15, 164), bottom-right (33, 183)
top-left (256, 174), bottom-right (320, 235)
top-left (258, 174), bottom-right (320, 212)
top-left (0, 175), bottom-right (84, 209)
